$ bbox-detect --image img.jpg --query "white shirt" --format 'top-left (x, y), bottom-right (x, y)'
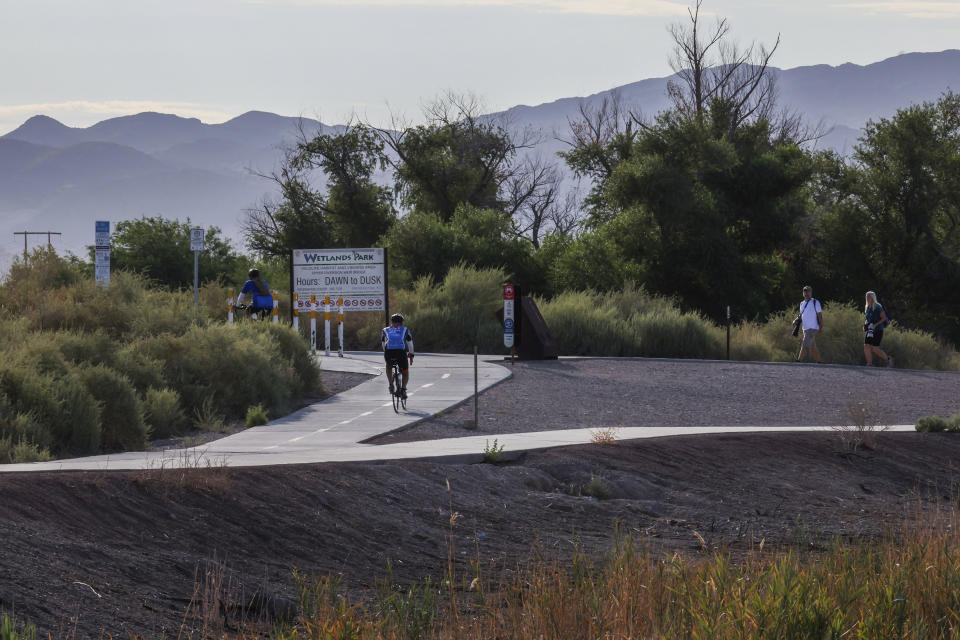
top-left (799, 298), bottom-right (822, 330)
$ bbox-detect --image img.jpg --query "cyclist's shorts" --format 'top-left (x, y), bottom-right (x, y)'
top-left (384, 349), bottom-right (409, 373)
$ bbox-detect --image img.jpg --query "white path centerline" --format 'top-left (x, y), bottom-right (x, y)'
top-left (263, 445), bottom-right (279, 450)
top-left (289, 436), bottom-right (305, 442)
top-left (360, 411), bottom-right (374, 417)
top-left (421, 383), bottom-right (434, 388)
top-left (441, 373), bottom-right (451, 379)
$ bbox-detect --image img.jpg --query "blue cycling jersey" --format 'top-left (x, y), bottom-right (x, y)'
top-left (383, 325), bottom-right (410, 350)
top-left (240, 279), bottom-right (272, 309)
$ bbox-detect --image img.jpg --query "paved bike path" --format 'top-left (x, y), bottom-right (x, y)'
top-left (0, 352), bottom-right (915, 472)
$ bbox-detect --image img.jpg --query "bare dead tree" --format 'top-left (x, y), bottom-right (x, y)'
top-left (558, 92), bottom-right (643, 184)
top-left (667, 0), bottom-right (783, 137)
top-left (504, 155), bottom-right (580, 247)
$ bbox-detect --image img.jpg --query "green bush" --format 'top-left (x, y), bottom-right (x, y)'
top-left (916, 416), bottom-right (949, 433)
top-left (77, 366), bottom-right (148, 451)
top-left (0, 250), bottom-right (320, 460)
top-left (946, 414), bottom-right (960, 433)
top-left (390, 265), bottom-right (505, 353)
top-left (539, 285), bottom-right (724, 359)
top-left (138, 324), bottom-right (303, 421)
top-left (245, 404), bottom-right (270, 427)
top-left (113, 345), bottom-right (168, 393)
top-left (0, 364), bottom-right (101, 455)
top-left (143, 388), bottom-right (188, 439)
top-left (0, 435), bottom-right (52, 464)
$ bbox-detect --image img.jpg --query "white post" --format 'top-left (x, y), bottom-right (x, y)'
top-left (227, 287), bottom-right (234, 324)
top-left (324, 296), bottom-right (331, 357)
top-left (292, 292), bottom-right (299, 331)
top-left (310, 295), bottom-right (317, 352)
top-left (337, 297), bottom-right (344, 357)
top-left (272, 290), bottom-right (279, 324)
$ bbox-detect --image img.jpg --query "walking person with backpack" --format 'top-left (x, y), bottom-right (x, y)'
top-left (795, 285), bottom-right (824, 363)
top-left (863, 290), bottom-right (893, 367)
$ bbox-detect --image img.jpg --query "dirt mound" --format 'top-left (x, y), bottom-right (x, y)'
top-left (1, 360), bottom-right (958, 636)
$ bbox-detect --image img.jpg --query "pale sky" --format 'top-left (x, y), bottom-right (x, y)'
top-left (1, 0), bottom-right (959, 134)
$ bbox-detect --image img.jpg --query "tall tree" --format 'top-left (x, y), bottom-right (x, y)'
top-left (368, 92), bottom-right (537, 222)
top-left (812, 93), bottom-right (960, 341)
top-left (103, 216), bottom-right (245, 288)
top-left (243, 125), bottom-right (395, 257)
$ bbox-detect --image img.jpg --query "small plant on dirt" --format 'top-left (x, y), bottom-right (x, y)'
top-left (1, 612), bottom-right (37, 640)
top-left (245, 404), bottom-right (269, 427)
top-left (482, 438), bottom-right (504, 464)
top-left (582, 474), bottom-right (612, 500)
top-left (835, 398), bottom-right (888, 450)
top-left (590, 426), bottom-right (620, 445)
top-left (916, 415), bottom-right (949, 433)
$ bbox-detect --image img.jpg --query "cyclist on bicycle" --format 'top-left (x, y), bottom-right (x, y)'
top-left (235, 268), bottom-right (273, 319)
top-left (381, 313), bottom-right (414, 399)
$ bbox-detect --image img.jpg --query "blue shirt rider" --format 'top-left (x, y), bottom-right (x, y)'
top-left (381, 313), bottom-right (414, 399)
top-left (236, 268), bottom-right (272, 317)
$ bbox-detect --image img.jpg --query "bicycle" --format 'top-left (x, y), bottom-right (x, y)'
top-left (389, 360), bottom-right (406, 413)
top-left (233, 303), bottom-right (271, 322)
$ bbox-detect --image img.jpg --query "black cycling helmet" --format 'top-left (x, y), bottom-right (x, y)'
top-left (248, 268), bottom-right (260, 279)
top-left (390, 313), bottom-right (404, 324)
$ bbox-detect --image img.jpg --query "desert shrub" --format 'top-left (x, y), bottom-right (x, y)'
top-left (0, 247), bottom-right (83, 303)
top-left (254, 323), bottom-right (322, 396)
top-left (541, 292), bottom-right (635, 355)
top-left (193, 397), bottom-right (227, 432)
top-left (881, 325), bottom-right (955, 370)
top-left (727, 322), bottom-right (776, 362)
top-left (0, 435), bottom-right (52, 464)
top-left (245, 404), bottom-right (269, 427)
top-left (50, 330), bottom-right (118, 367)
top-left (582, 475), bottom-right (612, 500)
top-left (0, 364), bottom-right (100, 455)
top-left (138, 324), bottom-right (300, 421)
top-left (391, 265), bottom-right (505, 353)
top-left (143, 388), bottom-right (188, 439)
top-left (916, 416), bottom-right (948, 433)
top-left (540, 285), bottom-right (723, 358)
top-left (634, 310), bottom-right (722, 359)
top-left (947, 414), bottom-right (960, 433)
top-left (77, 365), bottom-right (148, 451)
top-left (113, 345), bottom-right (168, 392)
top-left (0, 411), bottom-right (48, 460)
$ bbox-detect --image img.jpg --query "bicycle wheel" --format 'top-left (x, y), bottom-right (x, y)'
top-left (391, 364), bottom-right (401, 414)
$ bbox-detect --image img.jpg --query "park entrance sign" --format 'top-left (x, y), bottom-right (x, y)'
top-left (290, 248), bottom-right (387, 317)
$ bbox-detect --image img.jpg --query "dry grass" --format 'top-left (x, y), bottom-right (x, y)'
top-left (834, 397), bottom-right (889, 451)
top-left (134, 448), bottom-right (233, 495)
top-left (589, 426), bottom-right (620, 445)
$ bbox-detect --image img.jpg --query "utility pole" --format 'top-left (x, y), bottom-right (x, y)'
top-left (13, 231), bottom-right (62, 255)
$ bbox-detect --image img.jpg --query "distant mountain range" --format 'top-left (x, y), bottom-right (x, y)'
top-left (2, 49), bottom-right (959, 266)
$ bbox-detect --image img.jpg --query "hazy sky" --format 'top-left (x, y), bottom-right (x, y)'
top-left (1, 0), bottom-right (959, 134)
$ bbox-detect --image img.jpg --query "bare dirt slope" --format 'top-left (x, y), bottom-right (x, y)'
top-left (1, 361), bottom-right (959, 638)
